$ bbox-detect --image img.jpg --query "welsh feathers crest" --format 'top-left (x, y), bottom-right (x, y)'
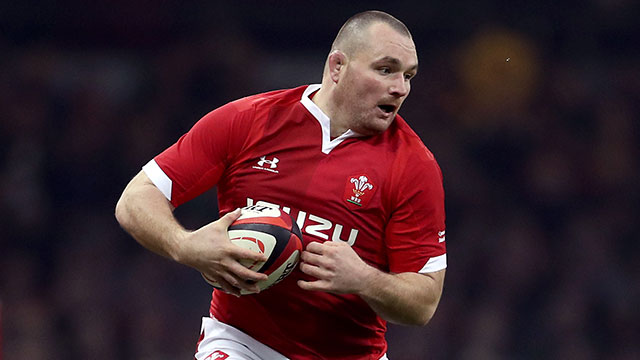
top-left (344, 174), bottom-right (376, 207)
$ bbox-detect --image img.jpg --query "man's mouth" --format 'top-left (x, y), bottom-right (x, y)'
top-left (377, 104), bottom-right (396, 114)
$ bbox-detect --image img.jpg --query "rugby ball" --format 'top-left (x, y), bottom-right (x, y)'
top-left (202, 205), bottom-right (303, 294)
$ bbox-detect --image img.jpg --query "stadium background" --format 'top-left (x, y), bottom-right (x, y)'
top-left (1, 1), bottom-right (638, 359)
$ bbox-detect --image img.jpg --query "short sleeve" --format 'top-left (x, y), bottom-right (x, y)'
top-left (385, 147), bottom-right (446, 274)
top-left (143, 101), bottom-right (252, 208)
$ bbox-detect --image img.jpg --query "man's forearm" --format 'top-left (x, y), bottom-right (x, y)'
top-left (358, 269), bottom-right (445, 326)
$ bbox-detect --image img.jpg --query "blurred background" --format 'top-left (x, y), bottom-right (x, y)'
top-left (1, 1), bottom-right (638, 359)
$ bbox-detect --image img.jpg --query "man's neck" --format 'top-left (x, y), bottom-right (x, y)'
top-left (311, 86), bottom-right (349, 138)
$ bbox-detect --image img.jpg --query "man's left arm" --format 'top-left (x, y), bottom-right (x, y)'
top-left (298, 241), bottom-right (445, 326)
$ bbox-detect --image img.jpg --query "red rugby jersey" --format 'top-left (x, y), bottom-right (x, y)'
top-left (143, 85), bottom-right (447, 359)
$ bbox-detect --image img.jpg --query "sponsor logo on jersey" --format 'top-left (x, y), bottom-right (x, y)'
top-left (343, 174), bottom-right (375, 208)
top-left (247, 198), bottom-right (359, 246)
top-left (252, 155), bottom-right (279, 173)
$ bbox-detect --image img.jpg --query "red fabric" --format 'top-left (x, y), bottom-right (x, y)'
top-left (152, 85), bottom-right (446, 359)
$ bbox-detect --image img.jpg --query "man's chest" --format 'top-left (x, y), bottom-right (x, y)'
top-left (218, 138), bottom-right (395, 268)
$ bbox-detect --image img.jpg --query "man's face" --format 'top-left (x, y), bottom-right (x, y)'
top-left (335, 23), bottom-right (418, 136)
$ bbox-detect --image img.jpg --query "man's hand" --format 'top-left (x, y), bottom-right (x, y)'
top-left (297, 240), bottom-right (445, 325)
top-left (177, 208), bottom-right (268, 296)
top-left (116, 171), bottom-right (269, 297)
top-left (297, 241), bottom-right (374, 294)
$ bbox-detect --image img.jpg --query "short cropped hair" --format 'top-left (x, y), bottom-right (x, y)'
top-left (331, 11), bottom-right (412, 55)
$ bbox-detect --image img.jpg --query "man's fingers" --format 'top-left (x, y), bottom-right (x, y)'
top-left (205, 268), bottom-right (262, 295)
top-left (215, 208), bottom-right (242, 230)
top-left (297, 279), bottom-right (330, 292)
top-left (300, 250), bottom-right (326, 266)
top-left (229, 245), bottom-right (268, 263)
top-left (218, 208), bottom-right (242, 228)
top-left (299, 262), bottom-right (331, 279)
top-left (225, 260), bottom-right (268, 282)
top-left (219, 271), bottom-right (261, 294)
top-left (305, 241), bottom-right (324, 254)
top-left (220, 271), bottom-right (241, 288)
top-left (206, 274), bottom-right (241, 297)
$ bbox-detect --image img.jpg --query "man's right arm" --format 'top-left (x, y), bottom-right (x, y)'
top-left (115, 170), bottom-right (267, 296)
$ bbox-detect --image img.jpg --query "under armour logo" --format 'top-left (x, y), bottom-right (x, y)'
top-left (257, 156), bottom-right (279, 169)
top-left (253, 156), bottom-right (280, 173)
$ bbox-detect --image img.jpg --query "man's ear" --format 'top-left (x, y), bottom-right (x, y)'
top-left (327, 50), bottom-right (347, 83)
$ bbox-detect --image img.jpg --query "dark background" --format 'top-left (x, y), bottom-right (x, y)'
top-left (1, 1), bottom-right (638, 359)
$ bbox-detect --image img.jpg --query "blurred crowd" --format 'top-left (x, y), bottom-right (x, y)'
top-left (1, 2), bottom-right (638, 359)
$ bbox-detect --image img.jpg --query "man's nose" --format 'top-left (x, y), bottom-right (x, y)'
top-left (389, 76), bottom-right (409, 97)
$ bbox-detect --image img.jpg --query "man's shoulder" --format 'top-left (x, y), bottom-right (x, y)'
top-left (380, 117), bottom-right (443, 193)
top-left (387, 115), bottom-right (437, 163)
top-left (229, 85), bottom-right (309, 112)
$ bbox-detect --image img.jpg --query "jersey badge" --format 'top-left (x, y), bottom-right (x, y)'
top-left (252, 155), bottom-right (280, 173)
top-left (344, 174), bottom-right (376, 208)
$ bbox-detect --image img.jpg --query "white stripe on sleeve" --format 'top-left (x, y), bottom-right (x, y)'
top-left (142, 159), bottom-right (173, 201)
top-left (418, 254), bottom-right (447, 273)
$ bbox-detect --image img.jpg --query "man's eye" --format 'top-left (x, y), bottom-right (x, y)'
top-left (379, 67), bottom-right (391, 75)
top-left (404, 73), bottom-right (415, 80)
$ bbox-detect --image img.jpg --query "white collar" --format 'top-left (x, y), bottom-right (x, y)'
top-left (300, 84), bottom-right (362, 154)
